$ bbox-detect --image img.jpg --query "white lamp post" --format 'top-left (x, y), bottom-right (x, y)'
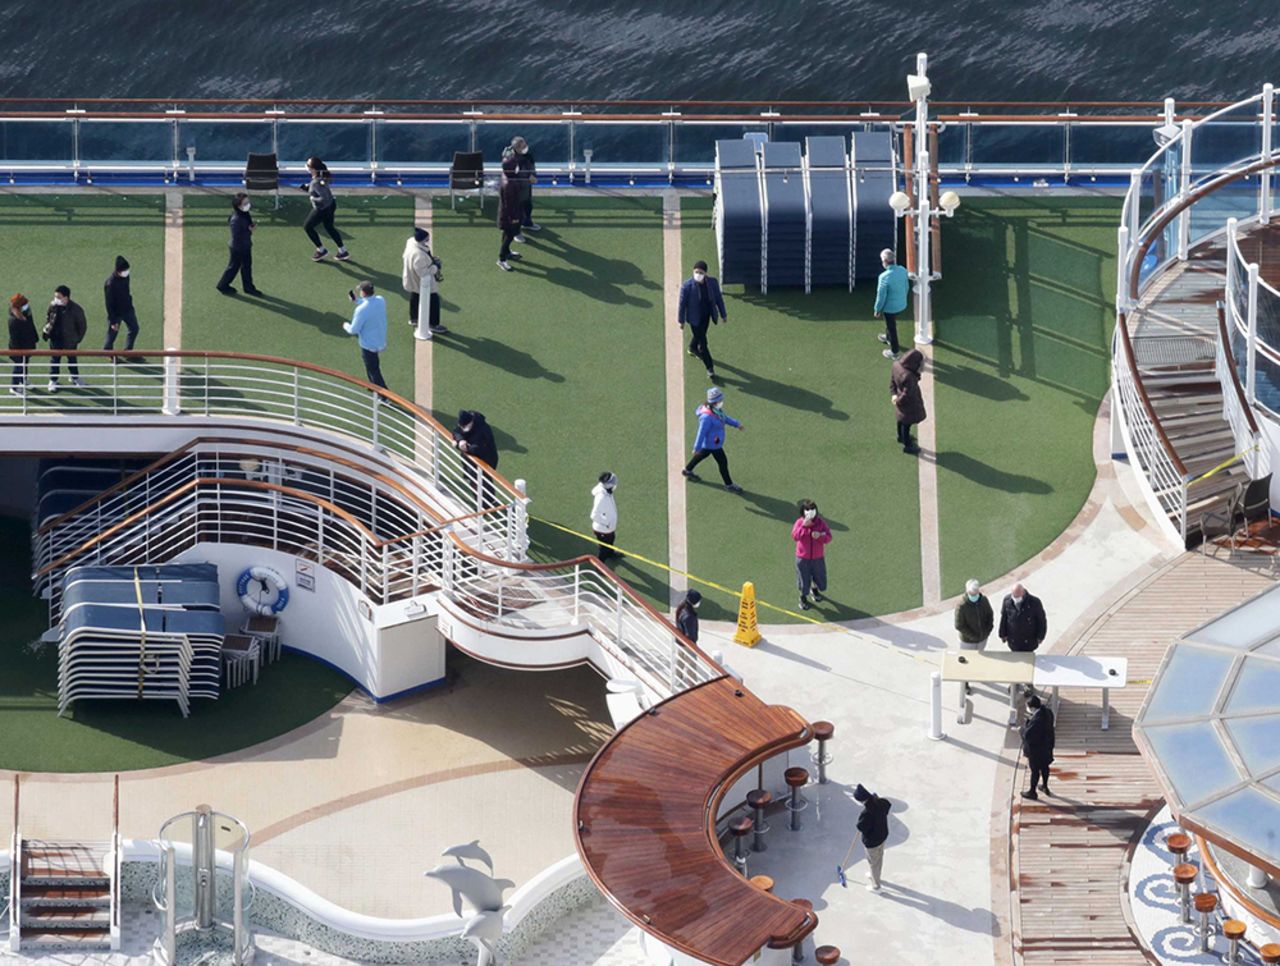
top-left (889, 53), bottom-right (961, 346)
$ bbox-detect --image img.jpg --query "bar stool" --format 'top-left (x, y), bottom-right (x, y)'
top-left (747, 788), bottom-right (772, 851)
top-left (784, 767), bottom-right (809, 831)
top-left (1260, 943), bottom-right (1280, 965)
top-left (1223, 919), bottom-right (1246, 965)
top-left (1192, 892), bottom-right (1216, 953)
top-left (1166, 831), bottom-right (1192, 868)
top-left (815, 947), bottom-right (841, 965)
top-left (729, 816), bottom-right (753, 876)
top-left (811, 721), bottom-right (834, 784)
top-left (789, 899), bottom-right (813, 963)
top-left (1172, 863), bottom-right (1197, 924)
top-left (749, 874), bottom-right (774, 893)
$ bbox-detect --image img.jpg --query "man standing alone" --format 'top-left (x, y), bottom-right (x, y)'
top-left (103, 256), bottom-right (139, 356)
top-left (590, 471), bottom-right (621, 562)
top-left (343, 282), bottom-right (388, 390)
top-left (874, 248), bottom-right (910, 359)
top-left (1020, 694), bottom-right (1056, 800)
top-left (677, 260), bottom-right (728, 380)
top-left (854, 783), bottom-right (892, 892)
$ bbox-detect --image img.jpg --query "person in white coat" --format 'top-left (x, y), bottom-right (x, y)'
top-left (402, 227), bottom-right (447, 341)
top-left (590, 471), bottom-right (621, 562)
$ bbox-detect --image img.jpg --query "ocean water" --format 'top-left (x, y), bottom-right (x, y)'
top-left (0, 1), bottom-right (1276, 103)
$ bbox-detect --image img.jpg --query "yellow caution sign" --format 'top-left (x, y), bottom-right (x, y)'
top-left (734, 581), bottom-right (763, 648)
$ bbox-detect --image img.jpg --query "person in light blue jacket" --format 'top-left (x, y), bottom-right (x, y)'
top-left (874, 248), bottom-right (911, 359)
top-left (682, 386), bottom-right (744, 492)
top-left (343, 281), bottom-right (389, 389)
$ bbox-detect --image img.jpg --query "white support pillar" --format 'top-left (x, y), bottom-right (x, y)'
top-left (1116, 225), bottom-right (1130, 314)
top-left (1128, 171), bottom-right (1142, 244)
top-left (161, 349), bottom-right (180, 415)
top-left (1226, 218), bottom-right (1239, 312)
top-left (927, 671), bottom-right (944, 740)
top-left (1178, 119), bottom-right (1194, 259)
top-left (1248, 262), bottom-right (1260, 405)
top-left (912, 51), bottom-right (933, 346)
top-left (1263, 83), bottom-right (1275, 224)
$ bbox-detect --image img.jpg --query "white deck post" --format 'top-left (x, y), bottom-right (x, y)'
top-left (161, 348), bottom-right (180, 415)
top-left (928, 671), bottom-right (944, 740)
top-left (1128, 171), bottom-right (1142, 244)
top-left (913, 52), bottom-right (934, 346)
top-left (1178, 119), bottom-right (1193, 260)
top-left (1247, 262), bottom-right (1260, 405)
top-left (1262, 83), bottom-right (1274, 224)
top-left (1116, 225), bottom-right (1130, 313)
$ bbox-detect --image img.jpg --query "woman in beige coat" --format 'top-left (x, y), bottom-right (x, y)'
top-left (401, 227), bottom-right (447, 340)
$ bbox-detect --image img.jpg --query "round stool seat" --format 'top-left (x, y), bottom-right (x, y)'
top-left (785, 767), bottom-right (810, 788)
top-left (1260, 942), bottom-right (1280, 964)
top-left (730, 816), bottom-right (753, 837)
top-left (1193, 892), bottom-right (1217, 913)
top-left (790, 898), bottom-right (814, 915)
top-left (750, 874), bottom-right (774, 893)
top-left (1223, 919), bottom-right (1247, 940)
top-left (747, 789), bottom-right (773, 809)
top-left (815, 947), bottom-right (841, 966)
top-left (812, 720), bottom-right (835, 741)
top-left (1166, 832), bottom-right (1192, 856)
top-left (1173, 863), bottom-right (1198, 886)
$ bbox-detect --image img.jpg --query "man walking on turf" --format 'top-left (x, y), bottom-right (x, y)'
top-left (791, 498), bottom-right (832, 611)
top-left (103, 255), bottom-right (140, 357)
top-left (1019, 693), bottom-right (1055, 800)
top-left (217, 193), bottom-right (263, 297)
top-left (590, 471), bottom-right (621, 562)
top-left (683, 386), bottom-right (744, 492)
top-left (854, 783), bottom-right (892, 892)
top-left (343, 281), bottom-right (388, 390)
top-left (677, 260), bottom-right (728, 380)
top-left (874, 248), bottom-right (910, 359)
top-left (44, 285), bottom-right (87, 391)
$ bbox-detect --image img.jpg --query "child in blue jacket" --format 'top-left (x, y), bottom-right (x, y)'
top-left (682, 386), bottom-right (744, 492)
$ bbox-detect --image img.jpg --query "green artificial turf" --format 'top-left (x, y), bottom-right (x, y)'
top-left (932, 196), bottom-right (1120, 595)
top-left (0, 517), bottom-right (352, 773)
top-left (430, 196), bottom-right (671, 608)
top-left (0, 194), bottom-right (164, 351)
top-left (681, 198), bottom-right (922, 622)
top-left (182, 194), bottom-right (419, 401)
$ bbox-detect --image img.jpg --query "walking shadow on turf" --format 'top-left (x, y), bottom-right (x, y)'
top-left (714, 361), bottom-right (849, 421)
top-left (930, 359), bottom-right (1030, 402)
top-left (935, 451), bottom-right (1053, 494)
top-left (436, 332), bottom-right (565, 383)
top-left (233, 292), bottom-right (349, 334)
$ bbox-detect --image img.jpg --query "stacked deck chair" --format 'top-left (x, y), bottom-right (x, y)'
top-left (852, 131), bottom-right (898, 282)
top-left (805, 136), bottom-right (854, 289)
top-left (715, 139), bottom-right (764, 286)
top-left (55, 564), bottom-right (224, 716)
top-left (762, 142), bottom-right (808, 292)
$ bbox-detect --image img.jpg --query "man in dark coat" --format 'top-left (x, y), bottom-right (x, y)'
top-left (496, 155), bottom-right (524, 271)
top-left (453, 409), bottom-right (500, 509)
top-left (889, 349), bottom-right (925, 454)
top-left (510, 135), bottom-right (540, 233)
top-left (1019, 693), bottom-right (1055, 799)
top-left (677, 260), bottom-right (729, 380)
top-left (103, 255), bottom-right (140, 355)
top-left (217, 193), bottom-right (263, 297)
top-left (854, 783), bottom-right (892, 892)
top-left (954, 578), bottom-right (994, 699)
top-left (44, 285), bottom-right (88, 391)
top-left (999, 584), bottom-right (1047, 653)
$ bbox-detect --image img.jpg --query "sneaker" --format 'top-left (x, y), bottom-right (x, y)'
top-left (525, 222), bottom-right (542, 232)
top-left (1021, 790), bottom-right (1039, 801)
top-left (46, 380), bottom-right (57, 393)
top-left (414, 330), bottom-right (433, 342)
top-left (408, 318), bottom-right (418, 327)
top-left (877, 333), bottom-right (889, 344)
top-left (682, 469), bottom-right (700, 481)
top-left (1041, 784), bottom-right (1052, 796)
top-left (428, 324), bottom-right (449, 334)
top-left (9, 386), bottom-right (23, 396)
top-left (72, 376), bottom-right (86, 388)
top-left (507, 252), bottom-right (523, 260)
top-left (335, 248), bottom-right (351, 261)
top-left (799, 597), bottom-right (812, 611)
top-left (514, 234), bottom-right (527, 244)
top-left (312, 248), bottom-right (328, 262)
top-left (725, 483), bottom-right (743, 493)
top-left (904, 443), bottom-right (921, 455)
top-left (883, 348), bottom-right (898, 359)
top-left (497, 260), bottom-right (513, 272)
top-left (244, 288), bottom-right (265, 297)
top-left (707, 369), bottom-right (716, 380)
top-left (811, 590), bottom-right (824, 603)
top-left (687, 348), bottom-right (698, 357)
top-left (217, 285), bottom-right (237, 295)
top-left (866, 882), bottom-right (881, 893)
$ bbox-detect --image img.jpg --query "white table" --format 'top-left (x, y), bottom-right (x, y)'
top-left (1032, 655), bottom-right (1128, 730)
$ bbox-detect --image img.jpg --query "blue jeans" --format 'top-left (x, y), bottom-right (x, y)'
top-left (360, 348), bottom-right (386, 389)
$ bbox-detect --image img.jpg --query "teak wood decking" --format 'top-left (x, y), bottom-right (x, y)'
top-left (574, 676), bottom-right (815, 966)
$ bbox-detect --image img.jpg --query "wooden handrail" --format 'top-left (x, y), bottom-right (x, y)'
top-left (1115, 313), bottom-right (1188, 478)
top-left (1218, 303), bottom-right (1261, 434)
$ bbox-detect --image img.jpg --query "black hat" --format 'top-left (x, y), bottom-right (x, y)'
top-left (685, 589), bottom-right (702, 605)
top-left (854, 783), bottom-right (872, 803)
top-left (54, 285), bottom-right (70, 297)
top-left (599, 470), bottom-right (617, 486)
top-left (413, 227), bottom-right (429, 243)
top-left (457, 410), bottom-right (473, 426)
top-left (115, 255), bottom-right (129, 272)
top-left (693, 260), bottom-right (708, 272)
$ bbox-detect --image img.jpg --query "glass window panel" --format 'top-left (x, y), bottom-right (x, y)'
top-left (1143, 721), bottom-right (1242, 805)
top-left (1190, 117), bottom-right (1262, 180)
top-left (475, 122), bottom-right (569, 169)
top-left (276, 121), bottom-right (369, 166)
top-left (1224, 715), bottom-right (1280, 775)
top-left (178, 121), bottom-right (274, 166)
top-left (1187, 591), bottom-right (1280, 649)
top-left (675, 124), bottom-right (767, 166)
top-left (78, 121), bottom-right (172, 164)
top-left (1142, 646), bottom-right (1236, 721)
top-left (934, 124), bottom-right (965, 165)
top-left (772, 123), bottom-right (855, 154)
top-left (375, 121), bottom-right (472, 167)
top-left (1070, 124), bottom-right (1157, 166)
top-left (1258, 636), bottom-right (1280, 658)
top-left (1195, 786), bottom-right (1280, 867)
top-left (575, 122), bottom-right (667, 167)
top-left (969, 125), bottom-right (1064, 167)
top-left (0, 120), bottom-right (73, 163)
top-left (1188, 180), bottom-right (1258, 247)
top-left (1252, 345), bottom-right (1280, 417)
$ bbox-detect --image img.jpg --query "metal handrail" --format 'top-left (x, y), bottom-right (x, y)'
top-left (1115, 315), bottom-right (1188, 478)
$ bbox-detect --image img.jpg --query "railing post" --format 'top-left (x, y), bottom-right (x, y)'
top-left (1226, 218), bottom-right (1239, 314)
top-left (1178, 119), bottom-right (1193, 260)
top-left (1247, 262), bottom-right (1260, 405)
top-left (292, 368), bottom-right (300, 425)
top-left (572, 564), bottom-right (581, 624)
top-left (1128, 170), bottom-right (1142, 241)
top-left (162, 348), bottom-right (179, 415)
top-left (914, 149), bottom-right (933, 346)
top-left (513, 479), bottom-right (529, 562)
top-left (1263, 83), bottom-right (1275, 225)
top-left (1116, 225), bottom-right (1130, 313)
top-left (615, 581), bottom-right (624, 648)
top-left (370, 391), bottom-right (380, 450)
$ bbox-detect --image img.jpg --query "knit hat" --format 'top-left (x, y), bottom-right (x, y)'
top-left (55, 285), bottom-right (70, 298)
top-left (706, 387), bottom-right (724, 405)
top-left (599, 471), bottom-right (617, 486)
top-left (9, 293), bottom-right (27, 310)
top-left (685, 589), bottom-right (702, 606)
top-left (854, 783), bottom-right (872, 803)
top-left (693, 260), bottom-right (708, 272)
top-left (115, 255), bottom-right (129, 272)
top-left (457, 410), bottom-right (474, 426)
top-left (413, 227), bottom-right (429, 243)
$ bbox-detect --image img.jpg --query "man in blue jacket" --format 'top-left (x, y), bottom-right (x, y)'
top-left (677, 260), bottom-right (728, 380)
top-left (343, 281), bottom-right (388, 390)
top-left (874, 248), bottom-right (911, 360)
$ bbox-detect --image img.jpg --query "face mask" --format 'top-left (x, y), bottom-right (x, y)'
top-left (803, 509), bottom-right (816, 521)
top-left (692, 600), bottom-right (700, 609)
top-left (119, 270), bottom-right (130, 278)
top-left (967, 593), bottom-right (980, 603)
top-left (518, 146), bottom-right (528, 155)
top-left (240, 202), bottom-right (251, 212)
top-left (693, 272), bottom-right (706, 282)
top-left (20, 303), bottom-right (29, 313)
top-left (52, 297), bottom-right (66, 306)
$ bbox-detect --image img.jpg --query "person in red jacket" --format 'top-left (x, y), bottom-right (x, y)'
top-left (791, 498), bottom-right (832, 610)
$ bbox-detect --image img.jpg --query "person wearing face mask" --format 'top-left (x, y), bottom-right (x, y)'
top-left (1000, 582), bottom-right (1048, 726)
top-left (496, 154), bottom-right (524, 272)
top-left (8, 294), bottom-right (38, 396)
top-left (298, 157), bottom-right (351, 262)
top-left (676, 260), bottom-right (728, 380)
top-left (791, 498), bottom-right (832, 611)
top-left (43, 285), bottom-right (87, 392)
top-left (217, 193), bottom-right (263, 297)
top-left (683, 386), bottom-right (744, 493)
top-left (675, 589), bottom-right (702, 644)
top-left (954, 578), bottom-right (994, 700)
top-left (590, 471), bottom-right (622, 562)
top-left (509, 136), bottom-right (540, 237)
top-left (103, 255), bottom-right (141, 357)
top-left (401, 227), bottom-right (447, 339)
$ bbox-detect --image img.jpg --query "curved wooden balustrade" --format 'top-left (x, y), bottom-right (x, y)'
top-left (575, 677), bottom-right (817, 966)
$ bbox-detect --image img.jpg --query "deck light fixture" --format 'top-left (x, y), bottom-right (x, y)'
top-left (939, 190), bottom-right (961, 216)
top-left (888, 190), bottom-right (911, 215)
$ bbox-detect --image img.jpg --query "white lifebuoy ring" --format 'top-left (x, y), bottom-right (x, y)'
top-left (236, 566), bottom-right (290, 616)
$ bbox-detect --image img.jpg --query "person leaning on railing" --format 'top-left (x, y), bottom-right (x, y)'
top-left (7, 293), bottom-right (37, 397)
top-left (452, 410), bottom-right (500, 509)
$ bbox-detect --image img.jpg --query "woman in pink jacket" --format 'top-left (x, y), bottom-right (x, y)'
top-left (792, 498), bottom-right (832, 610)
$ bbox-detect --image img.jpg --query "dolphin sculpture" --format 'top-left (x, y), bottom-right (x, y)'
top-left (442, 839), bottom-right (495, 873)
top-left (423, 863), bottom-right (513, 919)
top-left (461, 907), bottom-right (507, 966)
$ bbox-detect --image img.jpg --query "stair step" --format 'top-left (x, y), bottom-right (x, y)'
top-left (21, 927), bottom-right (112, 949)
top-left (23, 906), bottom-right (111, 929)
top-left (22, 884), bottom-right (110, 907)
top-left (1174, 436), bottom-right (1236, 461)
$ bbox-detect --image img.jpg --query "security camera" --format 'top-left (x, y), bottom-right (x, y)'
top-left (1153, 122), bottom-right (1181, 147)
top-left (907, 74), bottom-right (932, 102)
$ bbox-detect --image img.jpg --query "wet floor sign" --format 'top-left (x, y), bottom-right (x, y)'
top-left (734, 581), bottom-right (762, 647)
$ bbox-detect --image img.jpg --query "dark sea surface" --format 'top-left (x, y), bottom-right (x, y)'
top-left (0, 1), bottom-right (1277, 103)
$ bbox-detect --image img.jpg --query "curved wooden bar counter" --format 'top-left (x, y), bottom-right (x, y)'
top-left (574, 676), bottom-right (817, 966)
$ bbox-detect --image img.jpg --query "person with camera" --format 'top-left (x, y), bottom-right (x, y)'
top-left (343, 281), bottom-right (388, 390)
top-left (401, 227), bottom-right (448, 340)
top-left (44, 285), bottom-right (87, 392)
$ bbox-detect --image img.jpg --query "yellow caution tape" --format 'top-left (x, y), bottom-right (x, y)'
top-left (1189, 444), bottom-right (1258, 484)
